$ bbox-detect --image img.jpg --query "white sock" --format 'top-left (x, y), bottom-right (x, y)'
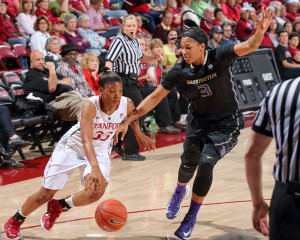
top-left (18, 208), bottom-right (26, 217)
top-left (65, 195), bottom-right (75, 208)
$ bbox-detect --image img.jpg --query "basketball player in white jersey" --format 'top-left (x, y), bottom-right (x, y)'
top-left (4, 67), bottom-right (156, 240)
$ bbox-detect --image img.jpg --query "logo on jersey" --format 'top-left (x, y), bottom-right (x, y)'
top-left (208, 64), bottom-right (213, 70)
top-left (120, 113), bottom-right (124, 119)
top-left (186, 72), bottom-right (217, 85)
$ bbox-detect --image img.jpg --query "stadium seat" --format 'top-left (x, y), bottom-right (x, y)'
top-left (1, 72), bottom-right (23, 88)
top-left (103, 38), bottom-right (111, 50)
top-left (106, 17), bottom-right (122, 26)
top-left (12, 44), bottom-right (30, 58)
top-left (0, 45), bottom-right (23, 71)
top-left (19, 69), bottom-right (28, 82)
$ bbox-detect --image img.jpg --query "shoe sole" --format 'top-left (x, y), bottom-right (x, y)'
top-left (166, 185), bottom-right (190, 220)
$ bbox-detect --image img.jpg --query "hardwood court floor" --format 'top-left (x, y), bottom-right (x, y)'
top-left (0, 127), bottom-right (275, 240)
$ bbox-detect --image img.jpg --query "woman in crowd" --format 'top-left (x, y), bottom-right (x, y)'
top-left (49, 17), bottom-right (67, 45)
top-left (30, 16), bottom-right (51, 55)
top-left (284, 21), bottom-right (293, 35)
top-left (63, 14), bottom-right (91, 56)
top-left (17, 0), bottom-right (36, 40)
top-left (105, 14), bottom-right (163, 161)
top-left (163, 29), bottom-right (179, 70)
top-left (35, 0), bottom-right (53, 21)
top-left (266, 17), bottom-right (279, 48)
top-left (77, 14), bottom-right (106, 68)
top-left (44, 36), bottom-right (61, 68)
top-left (80, 52), bottom-right (100, 95)
top-left (293, 20), bottom-right (300, 34)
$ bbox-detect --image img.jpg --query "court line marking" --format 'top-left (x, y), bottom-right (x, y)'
top-left (1, 198), bottom-right (271, 233)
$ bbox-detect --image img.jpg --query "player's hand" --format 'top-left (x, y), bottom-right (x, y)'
top-left (251, 6), bottom-right (272, 34)
top-left (252, 200), bottom-right (269, 236)
top-left (114, 122), bottom-right (129, 144)
top-left (89, 167), bottom-right (105, 193)
top-left (136, 134), bottom-right (156, 152)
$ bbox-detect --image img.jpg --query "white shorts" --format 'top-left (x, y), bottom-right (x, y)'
top-left (42, 135), bottom-right (111, 190)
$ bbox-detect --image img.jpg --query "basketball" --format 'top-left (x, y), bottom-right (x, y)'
top-left (95, 199), bottom-right (127, 232)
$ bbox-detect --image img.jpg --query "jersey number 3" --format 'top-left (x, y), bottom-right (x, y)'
top-left (197, 84), bottom-right (213, 97)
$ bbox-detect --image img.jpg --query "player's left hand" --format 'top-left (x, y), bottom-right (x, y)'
top-left (251, 6), bottom-right (272, 34)
top-left (252, 200), bottom-right (269, 236)
top-left (136, 134), bottom-right (156, 152)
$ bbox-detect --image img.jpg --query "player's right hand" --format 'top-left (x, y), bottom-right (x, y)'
top-left (89, 167), bottom-right (105, 193)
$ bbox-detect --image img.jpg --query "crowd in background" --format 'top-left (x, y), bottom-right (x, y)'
top-left (0, 0), bottom-right (299, 163)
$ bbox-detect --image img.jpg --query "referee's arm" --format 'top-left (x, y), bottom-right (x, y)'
top-left (234, 7), bottom-right (272, 57)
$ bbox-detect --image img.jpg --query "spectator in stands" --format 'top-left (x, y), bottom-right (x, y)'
top-left (35, 0), bottom-right (53, 21)
top-left (213, 7), bottom-right (223, 26)
top-left (208, 25), bottom-right (223, 49)
top-left (56, 43), bottom-right (95, 98)
top-left (273, 4), bottom-right (285, 28)
top-left (235, 7), bottom-right (254, 42)
top-left (129, 0), bottom-right (163, 33)
top-left (220, 23), bottom-right (238, 45)
top-left (69, 0), bottom-right (87, 18)
top-left (0, 105), bottom-right (32, 167)
top-left (274, 30), bottom-right (300, 80)
top-left (144, 33), bottom-right (152, 55)
top-left (163, 29), bottom-right (179, 69)
top-left (138, 36), bottom-right (181, 134)
top-left (48, 0), bottom-right (69, 20)
top-left (153, 10), bottom-right (173, 42)
top-left (30, 16), bottom-right (51, 56)
top-left (279, 4), bottom-right (287, 21)
top-left (200, 8), bottom-right (214, 36)
top-left (222, 0), bottom-right (240, 25)
top-left (80, 52), bottom-right (100, 95)
top-left (135, 14), bottom-right (150, 35)
top-left (288, 32), bottom-right (300, 64)
top-left (63, 14), bottom-right (91, 56)
top-left (285, 0), bottom-right (300, 23)
top-left (293, 20), bottom-right (300, 34)
top-left (24, 50), bottom-right (72, 104)
top-left (49, 17), bottom-right (67, 45)
top-left (77, 14), bottom-right (107, 63)
top-left (44, 36), bottom-right (61, 68)
top-left (102, 0), bottom-right (127, 19)
top-left (0, 0), bottom-right (28, 68)
top-left (180, 0), bottom-right (199, 27)
top-left (17, 0), bottom-right (36, 40)
top-left (190, 0), bottom-right (210, 17)
top-left (86, 0), bottom-right (120, 39)
top-left (267, 17), bottom-right (279, 47)
top-left (284, 21), bottom-right (293, 35)
top-left (165, 0), bottom-right (185, 29)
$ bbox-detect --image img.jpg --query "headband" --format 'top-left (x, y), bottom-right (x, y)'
top-left (182, 31), bottom-right (204, 44)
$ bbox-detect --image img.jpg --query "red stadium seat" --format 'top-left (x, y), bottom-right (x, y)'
top-left (0, 45), bottom-right (23, 71)
top-left (106, 17), bottom-right (122, 26)
top-left (12, 44), bottom-right (30, 57)
top-left (102, 38), bottom-right (111, 50)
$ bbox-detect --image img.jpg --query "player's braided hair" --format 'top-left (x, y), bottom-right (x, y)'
top-left (99, 67), bottom-right (122, 88)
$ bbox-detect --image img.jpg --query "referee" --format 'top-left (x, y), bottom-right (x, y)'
top-left (105, 14), bottom-right (162, 161)
top-left (245, 77), bottom-right (300, 240)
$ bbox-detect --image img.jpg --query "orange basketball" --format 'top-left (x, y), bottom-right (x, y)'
top-left (95, 199), bottom-right (127, 232)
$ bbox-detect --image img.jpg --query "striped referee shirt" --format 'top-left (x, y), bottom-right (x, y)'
top-left (105, 33), bottom-right (144, 75)
top-left (253, 77), bottom-right (300, 183)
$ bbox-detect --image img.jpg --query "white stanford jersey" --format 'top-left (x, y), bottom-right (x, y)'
top-left (66, 95), bottom-right (127, 157)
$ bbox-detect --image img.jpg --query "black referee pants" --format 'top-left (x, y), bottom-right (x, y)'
top-left (117, 76), bottom-right (145, 154)
top-left (269, 181), bottom-right (300, 240)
